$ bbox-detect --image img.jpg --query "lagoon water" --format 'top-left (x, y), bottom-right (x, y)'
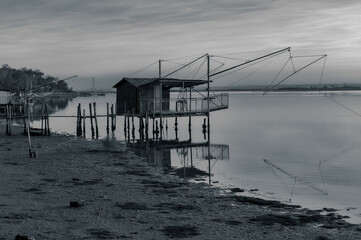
top-left (32, 92), bottom-right (361, 223)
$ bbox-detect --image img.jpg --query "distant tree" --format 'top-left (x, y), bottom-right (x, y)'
top-left (0, 65), bottom-right (72, 93)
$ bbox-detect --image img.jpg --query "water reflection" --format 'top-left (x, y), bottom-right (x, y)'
top-left (31, 97), bottom-right (73, 120)
top-left (26, 93), bottom-right (361, 223)
top-left (263, 159), bottom-right (328, 203)
top-left (127, 137), bottom-right (229, 182)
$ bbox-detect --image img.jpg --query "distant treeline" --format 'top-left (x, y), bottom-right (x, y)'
top-left (0, 64), bottom-right (72, 93)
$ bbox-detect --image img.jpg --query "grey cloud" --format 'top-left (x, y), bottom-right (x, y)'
top-left (0, 0), bottom-right (360, 89)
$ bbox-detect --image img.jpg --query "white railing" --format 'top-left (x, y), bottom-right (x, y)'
top-left (139, 93), bottom-right (228, 115)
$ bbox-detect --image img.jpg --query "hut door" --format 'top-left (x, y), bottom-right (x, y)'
top-left (154, 84), bottom-right (161, 112)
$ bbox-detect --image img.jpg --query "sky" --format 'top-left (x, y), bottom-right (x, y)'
top-left (0, 0), bottom-right (360, 90)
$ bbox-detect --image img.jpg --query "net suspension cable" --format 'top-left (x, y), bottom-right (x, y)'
top-left (317, 56), bottom-right (361, 119)
top-left (228, 52), bottom-right (287, 87)
top-left (263, 54), bottom-right (327, 95)
top-left (210, 50), bottom-right (289, 82)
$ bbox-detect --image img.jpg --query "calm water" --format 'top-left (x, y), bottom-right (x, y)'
top-left (32, 92), bottom-right (361, 223)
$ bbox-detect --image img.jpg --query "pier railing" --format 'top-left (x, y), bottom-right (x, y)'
top-left (139, 93), bottom-right (229, 116)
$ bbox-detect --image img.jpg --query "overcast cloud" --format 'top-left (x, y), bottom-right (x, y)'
top-left (0, 0), bottom-right (360, 89)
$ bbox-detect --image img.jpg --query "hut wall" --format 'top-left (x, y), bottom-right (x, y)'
top-left (139, 86), bottom-right (154, 113)
top-left (116, 82), bottom-right (137, 115)
top-left (162, 88), bottom-right (170, 111)
top-left (0, 90), bottom-right (10, 104)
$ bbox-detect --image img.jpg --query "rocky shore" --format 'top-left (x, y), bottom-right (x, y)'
top-left (1, 122), bottom-right (361, 239)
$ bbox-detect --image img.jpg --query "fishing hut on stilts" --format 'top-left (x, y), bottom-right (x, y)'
top-left (113, 56), bottom-right (229, 144)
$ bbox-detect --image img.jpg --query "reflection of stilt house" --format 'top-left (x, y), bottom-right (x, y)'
top-left (127, 139), bottom-right (229, 179)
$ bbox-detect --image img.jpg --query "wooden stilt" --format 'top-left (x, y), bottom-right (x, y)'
top-left (89, 103), bottom-right (94, 138)
top-left (202, 117), bottom-right (207, 140)
top-left (76, 104), bottom-right (79, 136)
top-left (106, 103), bottom-right (110, 133)
top-left (40, 116), bottom-right (43, 134)
top-left (131, 109), bottom-right (135, 140)
top-left (127, 111), bottom-right (130, 141)
top-left (43, 106), bottom-right (47, 136)
top-left (124, 112), bottom-right (127, 138)
top-left (138, 116), bottom-right (142, 140)
top-left (145, 111), bottom-right (149, 141)
top-left (155, 120), bottom-right (159, 140)
top-left (111, 104), bottom-right (114, 132)
top-left (188, 116), bottom-right (192, 141)
top-left (152, 117), bottom-right (155, 140)
top-left (9, 104), bottom-right (12, 135)
top-left (76, 103), bottom-right (82, 137)
top-left (6, 105), bottom-right (10, 135)
top-left (111, 104), bottom-right (116, 131)
top-left (175, 117), bottom-right (178, 141)
top-left (82, 109), bottom-right (86, 138)
top-left (45, 103), bottom-right (50, 136)
top-left (93, 102), bottom-right (99, 139)
top-left (160, 116), bottom-right (163, 140)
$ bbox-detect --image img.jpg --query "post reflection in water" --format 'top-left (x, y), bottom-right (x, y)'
top-left (126, 129), bottom-right (229, 184)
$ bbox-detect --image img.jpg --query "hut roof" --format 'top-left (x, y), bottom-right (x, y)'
top-left (113, 78), bottom-right (208, 89)
top-left (113, 78), bottom-right (157, 88)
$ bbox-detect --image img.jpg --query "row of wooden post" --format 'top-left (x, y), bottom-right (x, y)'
top-left (5, 103), bottom-right (50, 136)
top-left (76, 102), bottom-right (116, 139)
top-left (123, 110), bottom-right (208, 142)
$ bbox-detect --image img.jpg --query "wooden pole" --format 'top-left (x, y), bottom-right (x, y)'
top-left (145, 111), bottom-right (149, 141)
top-left (76, 104), bottom-right (79, 136)
top-left (175, 105), bottom-right (178, 141)
top-left (6, 105), bottom-right (9, 135)
top-left (27, 101), bottom-right (33, 157)
top-left (106, 102), bottom-right (110, 133)
top-left (160, 82), bottom-right (163, 140)
top-left (152, 117), bottom-right (155, 140)
top-left (93, 102), bottom-right (99, 139)
top-left (112, 104), bottom-right (116, 131)
top-left (189, 87), bottom-right (192, 141)
top-left (76, 103), bottom-right (82, 137)
top-left (41, 104), bottom-right (44, 135)
top-left (82, 109), bottom-right (86, 138)
top-left (138, 116), bottom-right (142, 140)
top-left (89, 103), bottom-right (94, 138)
top-left (131, 109), bottom-right (135, 140)
top-left (207, 54), bottom-right (210, 141)
top-left (9, 104), bottom-right (12, 135)
top-left (113, 108), bottom-right (116, 131)
top-left (124, 105), bottom-right (127, 139)
top-left (202, 117), bottom-right (207, 140)
top-left (26, 98), bottom-right (36, 158)
top-left (155, 120), bottom-right (159, 140)
top-left (45, 103), bottom-right (50, 136)
top-left (127, 111), bottom-right (130, 141)
top-left (207, 54), bottom-right (211, 185)
top-left (111, 104), bottom-right (115, 132)
top-left (43, 105), bottom-right (47, 136)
